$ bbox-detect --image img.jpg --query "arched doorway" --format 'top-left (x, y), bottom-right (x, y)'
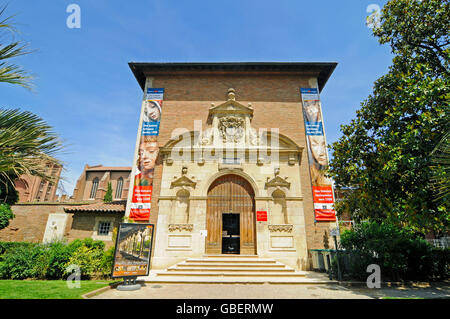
top-left (206, 174), bottom-right (256, 255)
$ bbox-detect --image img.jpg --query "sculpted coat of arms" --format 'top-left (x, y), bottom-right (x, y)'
top-left (219, 116), bottom-right (244, 143)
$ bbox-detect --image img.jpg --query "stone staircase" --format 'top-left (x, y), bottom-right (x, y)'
top-left (143, 255), bottom-right (333, 284)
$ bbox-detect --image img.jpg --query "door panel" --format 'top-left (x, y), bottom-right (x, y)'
top-left (206, 174), bottom-right (256, 255)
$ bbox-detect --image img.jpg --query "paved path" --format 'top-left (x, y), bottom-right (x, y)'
top-left (92, 282), bottom-right (450, 299)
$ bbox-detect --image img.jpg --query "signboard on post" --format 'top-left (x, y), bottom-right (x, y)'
top-left (111, 223), bottom-right (154, 278)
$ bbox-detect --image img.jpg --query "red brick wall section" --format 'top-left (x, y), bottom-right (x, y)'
top-left (145, 72), bottom-right (335, 251)
top-left (0, 204), bottom-right (65, 242)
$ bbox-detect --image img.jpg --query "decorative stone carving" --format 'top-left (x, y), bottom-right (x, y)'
top-left (257, 157), bottom-right (264, 166)
top-left (200, 128), bottom-right (214, 146)
top-left (288, 153), bottom-right (296, 165)
top-left (170, 166), bottom-right (197, 189)
top-left (268, 225), bottom-right (293, 233)
top-left (249, 127), bottom-right (260, 146)
top-left (168, 224), bottom-right (194, 232)
top-left (265, 173), bottom-right (291, 189)
top-left (219, 116), bottom-right (244, 143)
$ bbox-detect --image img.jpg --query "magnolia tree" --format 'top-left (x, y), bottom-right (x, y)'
top-left (329, 0), bottom-right (449, 235)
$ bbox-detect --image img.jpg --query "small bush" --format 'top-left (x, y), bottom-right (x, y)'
top-left (339, 221), bottom-right (449, 281)
top-left (45, 241), bottom-right (73, 279)
top-left (0, 238), bottom-right (112, 280)
top-left (100, 246), bottom-right (115, 276)
top-left (65, 246), bottom-right (104, 279)
top-left (0, 244), bottom-right (48, 279)
top-left (0, 204), bottom-right (14, 230)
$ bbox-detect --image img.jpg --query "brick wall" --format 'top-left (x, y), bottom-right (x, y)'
top-left (0, 204), bottom-right (123, 249)
top-left (145, 71), bottom-right (335, 251)
top-left (0, 204), bottom-right (66, 242)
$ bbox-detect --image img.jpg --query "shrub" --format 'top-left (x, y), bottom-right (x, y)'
top-left (339, 221), bottom-right (448, 281)
top-left (0, 241), bottom-right (36, 256)
top-left (65, 245), bottom-right (104, 279)
top-left (45, 241), bottom-right (73, 279)
top-left (0, 244), bottom-right (48, 279)
top-left (0, 204), bottom-right (14, 230)
top-left (0, 238), bottom-right (112, 280)
top-left (100, 246), bottom-right (115, 276)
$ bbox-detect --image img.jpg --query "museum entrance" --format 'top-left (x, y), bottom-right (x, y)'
top-left (222, 213), bottom-right (240, 254)
top-left (206, 174), bottom-right (256, 255)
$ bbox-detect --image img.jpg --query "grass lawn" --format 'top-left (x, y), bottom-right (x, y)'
top-left (0, 280), bottom-right (119, 299)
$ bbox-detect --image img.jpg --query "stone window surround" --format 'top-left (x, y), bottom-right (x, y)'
top-left (92, 216), bottom-right (115, 241)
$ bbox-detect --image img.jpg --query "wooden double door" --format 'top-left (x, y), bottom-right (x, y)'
top-left (206, 174), bottom-right (256, 255)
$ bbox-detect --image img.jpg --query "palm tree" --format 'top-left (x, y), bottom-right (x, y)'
top-left (0, 5), bottom-right (32, 88)
top-left (0, 108), bottom-right (63, 182)
top-left (0, 7), bottom-right (62, 205)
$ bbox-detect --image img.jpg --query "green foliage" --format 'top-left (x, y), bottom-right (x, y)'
top-left (430, 131), bottom-right (450, 206)
top-left (0, 244), bottom-right (47, 279)
top-left (0, 241), bottom-right (36, 256)
top-left (0, 176), bottom-right (18, 206)
top-left (339, 221), bottom-right (449, 281)
top-left (103, 182), bottom-right (113, 203)
top-left (0, 203), bottom-right (14, 230)
top-left (0, 5), bottom-right (33, 89)
top-left (0, 109), bottom-right (63, 186)
top-left (65, 246), bottom-right (104, 280)
top-left (44, 241), bottom-right (73, 279)
top-left (0, 238), bottom-right (111, 280)
top-left (329, 0), bottom-right (450, 234)
top-left (100, 246), bottom-right (115, 276)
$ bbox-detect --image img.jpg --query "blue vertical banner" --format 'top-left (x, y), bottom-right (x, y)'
top-left (129, 88), bottom-right (164, 221)
top-left (300, 88), bottom-right (336, 222)
top-left (142, 88), bottom-right (164, 136)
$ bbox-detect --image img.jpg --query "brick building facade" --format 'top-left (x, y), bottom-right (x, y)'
top-left (126, 62), bottom-right (338, 270)
top-left (14, 163), bottom-right (62, 203)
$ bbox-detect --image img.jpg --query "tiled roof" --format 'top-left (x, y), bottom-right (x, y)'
top-left (64, 200), bottom-right (126, 213)
top-left (86, 166), bottom-right (131, 171)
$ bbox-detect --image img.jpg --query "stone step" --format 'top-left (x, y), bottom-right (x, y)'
top-left (142, 276), bottom-right (334, 284)
top-left (203, 254), bottom-right (260, 258)
top-left (167, 267), bottom-right (295, 272)
top-left (176, 262), bottom-right (287, 268)
top-left (155, 271), bottom-right (307, 277)
top-left (185, 258), bottom-right (278, 263)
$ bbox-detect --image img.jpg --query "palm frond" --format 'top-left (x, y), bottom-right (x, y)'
top-left (0, 5), bottom-right (33, 89)
top-left (0, 108), bottom-right (63, 184)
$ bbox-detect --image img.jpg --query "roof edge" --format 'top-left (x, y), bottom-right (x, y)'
top-left (128, 62), bottom-right (337, 93)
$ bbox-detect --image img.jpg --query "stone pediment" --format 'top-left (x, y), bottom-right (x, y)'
top-left (207, 88), bottom-right (253, 124)
top-left (170, 175), bottom-right (196, 189)
top-left (265, 176), bottom-right (291, 189)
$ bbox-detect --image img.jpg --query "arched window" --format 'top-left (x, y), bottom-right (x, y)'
top-left (115, 177), bottom-right (124, 199)
top-left (90, 177), bottom-right (99, 199)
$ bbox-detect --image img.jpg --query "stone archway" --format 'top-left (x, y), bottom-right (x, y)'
top-left (205, 174), bottom-right (256, 255)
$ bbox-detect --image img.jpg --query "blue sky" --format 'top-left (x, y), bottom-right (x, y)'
top-left (0, 0), bottom-right (392, 195)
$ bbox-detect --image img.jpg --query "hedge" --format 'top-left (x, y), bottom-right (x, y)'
top-left (0, 239), bottom-right (115, 280)
top-left (336, 221), bottom-right (450, 281)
